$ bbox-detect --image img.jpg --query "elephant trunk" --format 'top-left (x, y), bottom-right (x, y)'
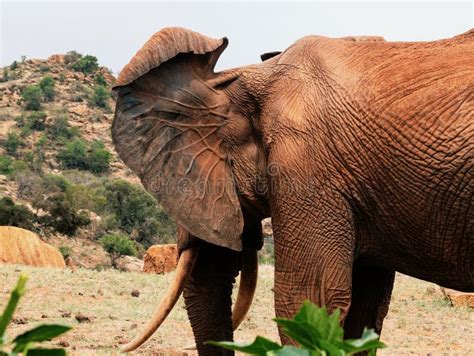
top-left (121, 247), bottom-right (198, 352)
top-left (183, 242), bottom-right (240, 355)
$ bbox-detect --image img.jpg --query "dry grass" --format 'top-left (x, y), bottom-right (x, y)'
top-left (0, 264), bottom-right (472, 355)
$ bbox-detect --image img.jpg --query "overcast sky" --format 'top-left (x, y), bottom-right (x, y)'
top-left (1, 1), bottom-right (472, 74)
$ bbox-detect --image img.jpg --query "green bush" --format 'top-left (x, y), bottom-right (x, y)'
top-left (103, 179), bottom-right (176, 247)
top-left (38, 193), bottom-right (90, 236)
top-left (0, 197), bottom-right (36, 230)
top-left (100, 233), bottom-right (137, 268)
top-left (95, 73), bottom-right (107, 86)
top-left (71, 55), bottom-right (99, 74)
top-left (211, 301), bottom-right (385, 356)
top-left (57, 138), bottom-right (88, 170)
top-left (5, 132), bottom-right (23, 155)
top-left (21, 85), bottom-right (42, 110)
top-left (27, 111), bottom-right (47, 131)
top-left (49, 114), bottom-right (76, 140)
top-left (0, 155), bottom-right (13, 174)
top-left (0, 274), bottom-right (71, 355)
top-left (87, 140), bottom-right (111, 173)
top-left (59, 246), bottom-right (71, 259)
top-left (39, 75), bottom-right (55, 101)
top-left (92, 85), bottom-right (109, 108)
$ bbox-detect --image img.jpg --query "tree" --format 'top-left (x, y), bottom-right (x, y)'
top-left (92, 85), bottom-right (109, 108)
top-left (21, 85), bottom-right (42, 110)
top-left (38, 193), bottom-right (90, 236)
top-left (100, 233), bottom-right (137, 268)
top-left (57, 138), bottom-right (88, 170)
top-left (103, 179), bottom-right (176, 247)
top-left (39, 76), bottom-right (55, 101)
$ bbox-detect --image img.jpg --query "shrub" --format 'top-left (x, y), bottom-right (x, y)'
top-left (38, 193), bottom-right (90, 236)
top-left (72, 55), bottom-right (99, 74)
top-left (103, 179), bottom-right (176, 247)
top-left (59, 246), bottom-right (71, 259)
top-left (39, 75), bottom-right (55, 101)
top-left (64, 50), bottom-right (82, 64)
top-left (27, 111), bottom-right (47, 131)
top-left (0, 197), bottom-right (36, 230)
top-left (0, 155), bottom-right (13, 174)
top-left (100, 233), bottom-right (137, 268)
top-left (2, 67), bottom-right (9, 82)
top-left (0, 274), bottom-right (71, 355)
top-left (57, 138), bottom-right (88, 170)
top-left (211, 301), bottom-right (385, 355)
top-left (5, 132), bottom-right (23, 156)
top-left (39, 65), bottom-right (50, 73)
top-left (95, 73), bottom-right (107, 86)
top-left (21, 85), bottom-right (42, 110)
top-left (91, 85), bottom-right (109, 108)
top-left (49, 114), bottom-right (76, 140)
top-left (87, 140), bottom-right (111, 173)
top-left (58, 72), bottom-right (66, 83)
top-left (9, 60), bottom-right (18, 70)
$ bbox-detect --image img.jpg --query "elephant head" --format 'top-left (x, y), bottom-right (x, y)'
top-left (112, 27), bottom-right (272, 353)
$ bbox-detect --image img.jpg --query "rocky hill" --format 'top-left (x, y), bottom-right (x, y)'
top-left (0, 53), bottom-right (175, 269)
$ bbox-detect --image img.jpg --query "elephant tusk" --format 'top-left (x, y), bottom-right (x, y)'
top-left (122, 246), bottom-right (199, 352)
top-left (232, 248), bottom-right (258, 330)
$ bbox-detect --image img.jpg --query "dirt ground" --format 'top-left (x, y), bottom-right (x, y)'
top-left (0, 264), bottom-right (472, 355)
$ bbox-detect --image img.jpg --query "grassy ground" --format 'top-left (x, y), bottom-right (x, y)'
top-left (0, 264), bottom-right (472, 355)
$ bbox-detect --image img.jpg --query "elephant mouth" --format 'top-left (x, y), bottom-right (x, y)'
top-left (121, 245), bottom-right (258, 352)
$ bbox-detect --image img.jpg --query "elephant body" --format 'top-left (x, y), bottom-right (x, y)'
top-left (112, 28), bottom-right (473, 353)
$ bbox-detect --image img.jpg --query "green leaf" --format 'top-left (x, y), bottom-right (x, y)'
top-left (207, 336), bottom-right (282, 355)
top-left (13, 324), bottom-right (71, 352)
top-left (273, 319), bottom-right (322, 350)
top-left (341, 328), bottom-right (385, 354)
top-left (268, 345), bottom-right (314, 356)
top-left (26, 348), bottom-right (67, 356)
top-left (0, 274), bottom-right (28, 339)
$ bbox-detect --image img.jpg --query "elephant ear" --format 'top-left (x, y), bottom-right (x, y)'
top-left (112, 27), bottom-right (243, 251)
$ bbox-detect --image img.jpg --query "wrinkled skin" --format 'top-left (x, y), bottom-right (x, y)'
top-left (112, 27), bottom-right (474, 354)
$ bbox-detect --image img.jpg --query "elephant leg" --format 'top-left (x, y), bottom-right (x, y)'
top-left (343, 263), bottom-right (395, 339)
top-left (183, 242), bottom-right (240, 355)
top-left (272, 199), bottom-right (356, 344)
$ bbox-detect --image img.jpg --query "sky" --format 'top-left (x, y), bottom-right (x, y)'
top-left (1, 1), bottom-right (473, 74)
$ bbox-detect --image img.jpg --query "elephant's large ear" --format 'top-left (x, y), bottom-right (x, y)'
top-left (112, 27), bottom-right (243, 251)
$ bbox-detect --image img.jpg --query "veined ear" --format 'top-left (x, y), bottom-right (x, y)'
top-left (112, 27), bottom-right (243, 251)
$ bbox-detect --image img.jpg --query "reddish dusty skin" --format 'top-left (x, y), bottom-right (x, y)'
top-left (112, 27), bottom-right (474, 354)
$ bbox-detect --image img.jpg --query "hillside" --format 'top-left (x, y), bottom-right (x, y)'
top-left (0, 53), bottom-right (175, 268)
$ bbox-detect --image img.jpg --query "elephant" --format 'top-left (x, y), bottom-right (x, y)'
top-left (111, 27), bottom-right (474, 354)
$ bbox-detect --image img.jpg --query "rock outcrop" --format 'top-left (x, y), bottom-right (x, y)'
top-left (143, 244), bottom-right (178, 274)
top-left (441, 288), bottom-right (474, 308)
top-left (0, 226), bottom-right (66, 268)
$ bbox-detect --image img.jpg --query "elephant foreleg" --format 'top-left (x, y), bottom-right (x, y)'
top-left (343, 263), bottom-right (395, 339)
top-left (272, 196), bottom-right (356, 344)
top-left (183, 242), bottom-right (240, 355)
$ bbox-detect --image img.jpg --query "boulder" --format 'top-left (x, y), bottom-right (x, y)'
top-left (0, 226), bottom-right (66, 268)
top-left (143, 244), bottom-right (178, 274)
top-left (441, 288), bottom-right (474, 308)
top-left (116, 255), bottom-right (144, 272)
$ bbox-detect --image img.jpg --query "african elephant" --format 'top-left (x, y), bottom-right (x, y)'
top-left (112, 27), bottom-right (474, 354)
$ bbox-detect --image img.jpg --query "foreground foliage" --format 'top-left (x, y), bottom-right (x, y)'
top-left (0, 274), bottom-right (71, 355)
top-left (210, 301), bottom-right (385, 355)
